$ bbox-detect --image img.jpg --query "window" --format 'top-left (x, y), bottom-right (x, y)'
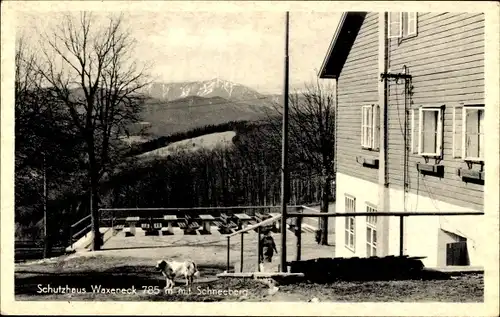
top-left (345, 195), bottom-right (356, 251)
top-left (361, 104), bottom-right (380, 150)
top-left (366, 204), bottom-right (377, 257)
top-left (388, 12), bottom-right (402, 39)
top-left (462, 105), bottom-right (485, 161)
top-left (414, 106), bottom-right (443, 156)
top-left (388, 12), bottom-right (418, 39)
top-left (406, 12), bottom-right (417, 36)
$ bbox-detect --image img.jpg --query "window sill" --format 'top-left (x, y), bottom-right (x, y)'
top-left (464, 158), bottom-right (484, 163)
top-left (361, 146), bottom-right (380, 152)
top-left (418, 153), bottom-right (441, 158)
top-left (356, 156), bottom-right (379, 169)
top-left (345, 245), bottom-right (356, 253)
top-left (416, 163), bottom-right (444, 177)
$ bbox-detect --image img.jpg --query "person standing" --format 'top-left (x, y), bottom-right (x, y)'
top-left (259, 229), bottom-right (278, 271)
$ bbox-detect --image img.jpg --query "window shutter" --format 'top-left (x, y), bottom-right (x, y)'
top-left (373, 105), bottom-right (380, 150)
top-left (410, 108), bottom-right (419, 154)
top-left (437, 108), bottom-right (443, 156)
top-left (368, 106), bottom-right (373, 148)
top-left (361, 106), bottom-right (365, 146)
top-left (407, 12), bottom-right (417, 36)
top-left (452, 105), bottom-right (463, 158)
top-left (388, 12), bottom-right (402, 39)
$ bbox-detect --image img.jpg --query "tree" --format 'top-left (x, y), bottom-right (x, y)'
top-left (15, 34), bottom-right (87, 256)
top-left (266, 81), bottom-right (336, 245)
top-left (35, 12), bottom-right (152, 250)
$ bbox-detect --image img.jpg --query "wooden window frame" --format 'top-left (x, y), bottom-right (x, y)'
top-left (344, 195), bottom-right (356, 252)
top-left (366, 204), bottom-right (377, 257)
top-left (406, 12), bottom-right (418, 37)
top-left (418, 106), bottom-right (444, 157)
top-left (462, 105), bottom-right (485, 162)
top-left (389, 12), bottom-right (418, 39)
top-left (361, 104), bottom-right (380, 150)
top-left (388, 12), bottom-right (402, 39)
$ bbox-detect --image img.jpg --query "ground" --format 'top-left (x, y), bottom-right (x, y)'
top-left (15, 225), bottom-right (483, 302)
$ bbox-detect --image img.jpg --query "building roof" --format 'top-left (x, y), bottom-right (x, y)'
top-left (318, 12), bottom-right (368, 79)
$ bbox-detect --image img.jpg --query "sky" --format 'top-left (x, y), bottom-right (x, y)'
top-left (16, 11), bottom-right (340, 94)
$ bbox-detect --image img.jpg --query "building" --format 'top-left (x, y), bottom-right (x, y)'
top-left (318, 12), bottom-right (486, 267)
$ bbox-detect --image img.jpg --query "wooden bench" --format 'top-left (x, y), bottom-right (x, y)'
top-left (228, 221), bottom-right (238, 228)
top-left (220, 213), bottom-right (230, 223)
top-left (188, 222), bottom-right (200, 230)
top-left (213, 220), bottom-right (222, 227)
top-left (114, 224), bottom-right (125, 230)
top-left (254, 212), bottom-right (269, 222)
top-left (153, 222), bottom-right (163, 230)
top-left (178, 221), bottom-right (187, 229)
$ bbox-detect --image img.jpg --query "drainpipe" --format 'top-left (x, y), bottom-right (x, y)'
top-left (378, 12), bottom-right (390, 257)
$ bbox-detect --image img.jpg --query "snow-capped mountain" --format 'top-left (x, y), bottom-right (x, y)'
top-left (145, 78), bottom-right (265, 101)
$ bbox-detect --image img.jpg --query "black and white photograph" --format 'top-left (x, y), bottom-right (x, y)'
top-left (1, 1), bottom-right (499, 315)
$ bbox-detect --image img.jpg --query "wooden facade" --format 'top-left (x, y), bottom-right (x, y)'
top-left (336, 12), bottom-right (380, 184)
top-left (321, 12), bottom-right (485, 211)
top-left (386, 12), bottom-right (485, 210)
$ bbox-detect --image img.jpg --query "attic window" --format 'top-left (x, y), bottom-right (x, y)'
top-left (388, 12), bottom-right (418, 39)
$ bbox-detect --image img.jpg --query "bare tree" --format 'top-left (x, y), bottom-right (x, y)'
top-left (266, 81), bottom-right (336, 245)
top-left (35, 12), bottom-right (152, 250)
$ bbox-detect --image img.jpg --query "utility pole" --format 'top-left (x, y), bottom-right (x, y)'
top-left (280, 11), bottom-right (290, 273)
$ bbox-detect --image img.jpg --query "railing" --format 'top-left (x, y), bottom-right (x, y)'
top-left (68, 214), bottom-right (92, 247)
top-left (103, 205), bottom-right (304, 272)
top-left (225, 206), bottom-right (302, 273)
top-left (227, 205), bottom-right (485, 273)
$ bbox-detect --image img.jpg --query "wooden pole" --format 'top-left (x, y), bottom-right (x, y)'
top-left (296, 216), bottom-right (302, 261)
top-left (240, 233), bottom-right (244, 272)
top-left (257, 226), bottom-right (262, 271)
top-left (227, 236), bottom-right (230, 272)
top-left (280, 11), bottom-right (290, 273)
top-left (399, 215), bottom-right (404, 256)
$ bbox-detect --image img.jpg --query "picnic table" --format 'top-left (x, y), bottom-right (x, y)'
top-left (163, 215), bottom-right (177, 234)
top-left (125, 216), bottom-right (140, 236)
top-left (199, 214), bottom-right (215, 233)
top-left (234, 213), bottom-right (252, 230)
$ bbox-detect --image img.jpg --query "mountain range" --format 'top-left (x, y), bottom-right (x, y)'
top-left (144, 78), bottom-right (267, 102)
top-left (136, 78), bottom-right (281, 137)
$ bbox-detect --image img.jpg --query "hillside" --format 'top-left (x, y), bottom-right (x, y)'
top-left (136, 94), bottom-right (275, 137)
top-left (138, 131), bottom-right (236, 159)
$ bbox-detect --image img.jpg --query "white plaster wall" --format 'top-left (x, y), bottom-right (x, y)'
top-left (386, 187), bottom-right (483, 267)
top-left (335, 173), bottom-right (379, 258)
top-left (334, 173), bottom-right (484, 267)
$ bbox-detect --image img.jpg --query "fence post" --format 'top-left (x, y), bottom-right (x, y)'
top-left (257, 226), bottom-right (261, 272)
top-left (69, 225), bottom-right (72, 248)
top-left (399, 215), bottom-right (404, 256)
top-left (226, 236), bottom-right (230, 272)
top-left (296, 215), bottom-right (302, 261)
top-left (240, 233), bottom-right (244, 272)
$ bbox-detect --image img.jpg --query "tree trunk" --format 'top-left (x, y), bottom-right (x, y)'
top-left (319, 174), bottom-right (331, 245)
top-left (90, 177), bottom-right (102, 250)
top-left (88, 145), bottom-right (102, 251)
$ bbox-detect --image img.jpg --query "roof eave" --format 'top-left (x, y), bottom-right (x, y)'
top-left (318, 12), bottom-right (348, 79)
top-left (317, 12), bottom-right (367, 79)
